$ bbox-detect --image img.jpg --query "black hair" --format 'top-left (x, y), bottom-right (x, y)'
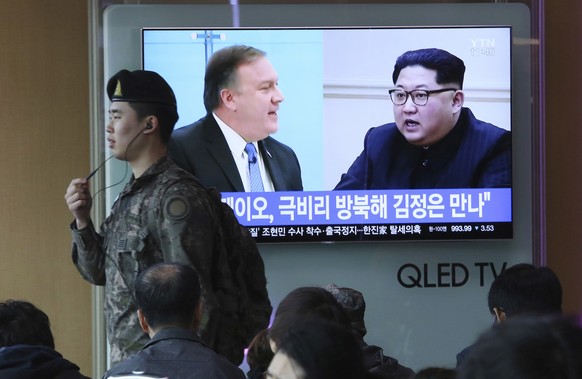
top-left (203, 45), bottom-right (266, 113)
top-left (128, 102), bottom-right (179, 144)
top-left (268, 286), bottom-right (351, 347)
top-left (487, 263), bottom-right (562, 317)
top-left (392, 48), bottom-right (466, 89)
top-left (458, 315), bottom-right (582, 379)
top-left (135, 262), bottom-right (201, 329)
top-left (276, 319), bottom-right (366, 379)
top-left (0, 299), bottom-right (55, 348)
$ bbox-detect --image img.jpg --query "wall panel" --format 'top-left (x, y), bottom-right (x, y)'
top-left (0, 0), bottom-right (92, 375)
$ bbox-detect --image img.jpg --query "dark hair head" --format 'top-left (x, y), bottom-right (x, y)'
top-left (392, 48), bottom-right (466, 89)
top-left (269, 286), bottom-right (351, 348)
top-left (0, 299), bottom-right (55, 348)
top-left (135, 262), bottom-right (201, 330)
top-left (203, 45), bottom-right (266, 112)
top-left (457, 315), bottom-right (582, 379)
top-left (487, 263), bottom-right (563, 317)
top-left (276, 319), bottom-right (366, 379)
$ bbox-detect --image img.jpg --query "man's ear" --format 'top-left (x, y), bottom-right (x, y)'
top-left (137, 309), bottom-right (150, 334)
top-left (191, 302), bottom-right (203, 331)
top-left (219, 88), bottom-right (237, 111)
top-left (452, 90), bottom-right (464, 113)
top-left (143, 116), bottom-right (158, 133)
top-left (493, 307), bottom-right (506, 324)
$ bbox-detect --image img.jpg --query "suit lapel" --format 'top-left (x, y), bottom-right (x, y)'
top-left (202, 116), bottom-right (245, 192)
top-left (259, 139), bottom-right (283, 191)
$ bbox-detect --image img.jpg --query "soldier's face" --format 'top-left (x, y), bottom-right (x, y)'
top-left (106, 101), bottom-right (147, 161)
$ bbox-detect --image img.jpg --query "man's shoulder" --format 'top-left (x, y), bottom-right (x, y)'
top-left (361, 123), bottom-right (401, 150)
top-left (171, 115), bottom-right (214, 139)
top-left (151, 163), bottom-right (215, 204)
top-left (105, 333), bottom-right (245, 379)
top-left (366, 122), bottom-right (400, 138)
top-left (463, 108), bottom-right (511, 139)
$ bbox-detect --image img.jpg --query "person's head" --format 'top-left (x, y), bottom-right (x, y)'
top-left (415, 367), bottom-right (457, 379)
top-left (0, 299), bottom-right (55, 348)
top-left (268, 286), bottom-right (351, 351)
top-left (457, 315), bottom-right (582, 379)
top-left (390, 48), bottom-right (465, 147)
top-left (247, 329), bottom-right (275, 378)
top-left (134, 262), bottom-right (201, 335)
top-left (204, 45), bottom-right (284, 142)
top-left (324, 283), bottom-right (367, 339)
top-left (488, 263), bottom-right (562, 323)
top-left (266, 319), bottom-right (366, 379)
top-left (106, 69), bottom-right (178, 160)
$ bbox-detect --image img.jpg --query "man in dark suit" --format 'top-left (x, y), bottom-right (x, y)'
top-left (169, 45), bottom-right (303, 193)
top-left (335, 48), bottom-right (511, 190)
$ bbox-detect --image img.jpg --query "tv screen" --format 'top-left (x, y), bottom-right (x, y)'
top-left (142, 26), bottom-right (512, 243)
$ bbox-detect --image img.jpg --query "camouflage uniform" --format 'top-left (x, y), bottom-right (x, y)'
top-left (71, 157), bottom-right (221, 365)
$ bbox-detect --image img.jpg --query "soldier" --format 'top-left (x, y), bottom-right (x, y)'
top-left (64, 70), bottom-right (270, 366)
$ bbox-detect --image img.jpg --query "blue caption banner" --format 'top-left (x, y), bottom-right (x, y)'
top-left (222, 188), bottom-right (512, 226)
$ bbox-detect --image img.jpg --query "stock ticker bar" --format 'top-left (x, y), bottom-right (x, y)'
top-left (221, 188), bottom-right (513, 242)
top-left (247, 222), bottom-right (513, 242)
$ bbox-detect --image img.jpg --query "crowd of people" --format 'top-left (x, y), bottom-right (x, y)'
top-left (2, 262), bottom-right (581, 379)
top-left (0, 44), bottom-right (573, 378)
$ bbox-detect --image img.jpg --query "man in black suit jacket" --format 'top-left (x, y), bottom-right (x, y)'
top-left (335, 48), bottom-right (511, 190)
top-left (169, 45), bottom-right (303, 193)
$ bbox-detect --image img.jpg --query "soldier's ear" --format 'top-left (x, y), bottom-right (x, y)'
top-left (137, 309), bottom-right (150, 334)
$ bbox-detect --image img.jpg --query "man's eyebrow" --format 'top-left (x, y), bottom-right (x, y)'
top-left (395, 84), bottom-right (429, 89)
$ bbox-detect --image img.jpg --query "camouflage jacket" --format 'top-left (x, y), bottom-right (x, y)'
top-left (71, 157), bottom-right (221, 365)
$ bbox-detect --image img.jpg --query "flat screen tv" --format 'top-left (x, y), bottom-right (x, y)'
top-left (142, 25), bottom-right (514, 243)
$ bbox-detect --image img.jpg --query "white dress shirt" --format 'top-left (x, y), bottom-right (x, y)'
top-left (213, 113), bottom-right (274, 192)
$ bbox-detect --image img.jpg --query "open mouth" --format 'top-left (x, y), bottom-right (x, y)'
top-left (404, 119), bottom-right (420, 129)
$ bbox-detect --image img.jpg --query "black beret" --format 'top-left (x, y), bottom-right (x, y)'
top-left (107, 69), bottom-right (177, 108)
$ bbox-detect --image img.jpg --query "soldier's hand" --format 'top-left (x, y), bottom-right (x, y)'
top-left (65, 178), bottom-right (93, 229)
